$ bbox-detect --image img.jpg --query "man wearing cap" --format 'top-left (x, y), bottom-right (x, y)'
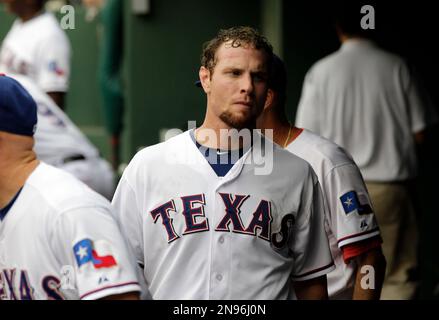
top-left (0, 74), bottom-right (142, 300)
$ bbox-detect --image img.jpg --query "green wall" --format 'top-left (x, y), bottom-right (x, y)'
top-left (63, 7), bottom-right (110, 160)
top-left (122, 0), bottom-right (263, 162)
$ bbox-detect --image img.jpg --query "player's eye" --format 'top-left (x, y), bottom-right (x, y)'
top-left (227, 70), bottom-right (242, 77)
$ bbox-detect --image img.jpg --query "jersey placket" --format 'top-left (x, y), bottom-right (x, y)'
top-left (208, 149), bottom-right (250, 299)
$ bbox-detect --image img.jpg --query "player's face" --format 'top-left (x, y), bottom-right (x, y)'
top-left (201, 42), bottom-right (270, 130)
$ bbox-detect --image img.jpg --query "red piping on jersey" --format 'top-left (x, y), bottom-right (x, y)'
top-left (342, 236), bottom-right (383, 263)
top-left (293, 261), bottom-right (335, 279)
top-left (337, 227), bottom-right (380, 245)
top-left (80, 281), bottom-right (140, 300)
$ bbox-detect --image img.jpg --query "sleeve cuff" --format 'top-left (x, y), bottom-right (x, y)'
top-left (80, 282), bottom-right (141, 300)
top-left (291, 262), bottom-right (335, 282)
top-left (337, 228), bottom-right (380, 248)
top-left (342, 236), bottom-right (383, 263)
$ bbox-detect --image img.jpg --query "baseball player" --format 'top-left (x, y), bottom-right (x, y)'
top-left (256, 55), bottom-right (386, 299)
top-left (112, 26), bottom-right (335, 300)
top-left (9, 74), bottom-right (115, 199)
top-left (0, 0), bottom-right (70, 109)
top-left (0, 74), bottom-right (141, 300)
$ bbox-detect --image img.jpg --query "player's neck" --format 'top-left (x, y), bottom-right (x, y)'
top-left (258, 111), bottom-right (299, 147)
top-left (197, 120), bottom-right (255, 150)
top-left (0, 155), bottom-right (39, 209)
top-left (19, 9), bottom-right (44, 23)
top-left (195, 126), bottom-right (253, 150)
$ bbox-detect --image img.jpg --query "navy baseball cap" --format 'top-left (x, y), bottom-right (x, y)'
top-left (0, 74), bottom-right (37, 136)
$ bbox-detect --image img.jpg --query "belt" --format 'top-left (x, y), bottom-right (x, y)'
top-left (63, 154), bottom-right (86, 164)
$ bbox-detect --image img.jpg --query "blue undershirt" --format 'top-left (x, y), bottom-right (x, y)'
top-left (190, 130), bottom-right (249, 177)
top-left (0, 188), bottom-right (22, 221)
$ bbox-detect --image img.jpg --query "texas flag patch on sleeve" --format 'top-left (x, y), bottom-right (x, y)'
top-left (340, 191), bottom-right (373, 215)
top-left (73, 239), bottom-right (117, 269)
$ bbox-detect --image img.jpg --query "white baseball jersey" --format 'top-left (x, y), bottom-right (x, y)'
top-left (286, 129), bottom-right (380, 299)
top-left (0, 163), bottom-right (141, 300)
top-left (112, 130), bottom-right (335, 300)
top-left (295, 39), bottom-right (438, 181)
top-left (9, 74), bottom-right (114, 199)
top-left (0, 12), bottom-right (71, 93)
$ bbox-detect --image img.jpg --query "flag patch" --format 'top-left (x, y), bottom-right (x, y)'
top-left (340, 191), bottom-right (373, 215)
top-left (73, 239), bottom-right (117, 269)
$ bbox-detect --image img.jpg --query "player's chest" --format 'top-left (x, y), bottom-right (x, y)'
top-left (0, 40), bottom-right (36, 76)
top-left (141, 186), bottom-right (295, 246)
top-left (0, 251), bottom-right (66, 300)
top-left (0, 215), bottom-right (68, 300)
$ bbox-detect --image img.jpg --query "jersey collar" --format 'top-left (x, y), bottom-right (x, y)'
top-left (0, 188), bottom-right (23, 221)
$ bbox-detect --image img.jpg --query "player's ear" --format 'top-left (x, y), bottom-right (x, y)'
top-left (264, 88), bottom-right (275, 111)
top-left (199, 67), bottom-right (211, 93)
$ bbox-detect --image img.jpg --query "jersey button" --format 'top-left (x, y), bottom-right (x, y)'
top-left (216, 274), bottom-right (223, 281)
top-left (219, 236), bottom-right (225, 244)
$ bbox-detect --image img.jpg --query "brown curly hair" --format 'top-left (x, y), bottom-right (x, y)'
top-left (201, 26), bottom-right (273, 74)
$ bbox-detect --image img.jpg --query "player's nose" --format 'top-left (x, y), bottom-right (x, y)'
top-left (239, 73), bottom-right (254, 95)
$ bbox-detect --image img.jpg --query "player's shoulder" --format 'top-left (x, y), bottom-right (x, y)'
top-left (268, 134), bottom-right (316, 181)
top-left (307, 50), bottom-right (341, 76)
top-left (34, 12), bottom-right (70, 42)
top-left (9, 74), bottom-right (43, 99)
top-left (36, 12), bottom-right (63, 29)
top-left (121, 131), bottom-right (190, 178)
top-left (131, 130), bottom-right (188, 161)
top-left (290, 129), bottom-right (355, 169)
top-left (26, 162), bottom-right (110, 213)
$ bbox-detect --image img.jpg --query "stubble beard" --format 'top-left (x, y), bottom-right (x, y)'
top-left (219, 110), bottom-right (256, 130)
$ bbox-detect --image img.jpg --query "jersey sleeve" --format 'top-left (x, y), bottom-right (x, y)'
top-left (35, 34), bottom-right (71, 93)
top-left (111, 175), bottom-right (145, 268)
top-left (290, 171), bottom-right (335, 281)
top-left (50, 205), bottom-right (141, 300)
top-left (323, 163), bottom-right (381, 249)
top-left (295, 69), bottom-right (322, 133)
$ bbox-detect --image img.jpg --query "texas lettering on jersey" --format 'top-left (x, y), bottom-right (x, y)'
top-left (150, 193), bottom-right (273, 243)
top-left (0, 269), bottom-right (64, 300)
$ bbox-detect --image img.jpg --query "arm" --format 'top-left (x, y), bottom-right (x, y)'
top-left (51, 205), bottom-right (142, 300)
top-left (352, 247), bottom-right (386, 300)
top-left (47, 92), bottom-right (66, 110)
top-left (294, 275), bottom-right (328, 300)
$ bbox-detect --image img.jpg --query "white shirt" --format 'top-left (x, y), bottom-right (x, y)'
top-left (0, 163), bottom-right (141, 300)
top-left (10, 74), bottom-right (99, 165)
top-left (286, 129), bottom-right (380, 299)
top-left (0, 12), bottom-right (71, 93)
top-left (112, 130), bottom-right (335, 300)
top-left (295, 39), bottom-right (437, 181)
